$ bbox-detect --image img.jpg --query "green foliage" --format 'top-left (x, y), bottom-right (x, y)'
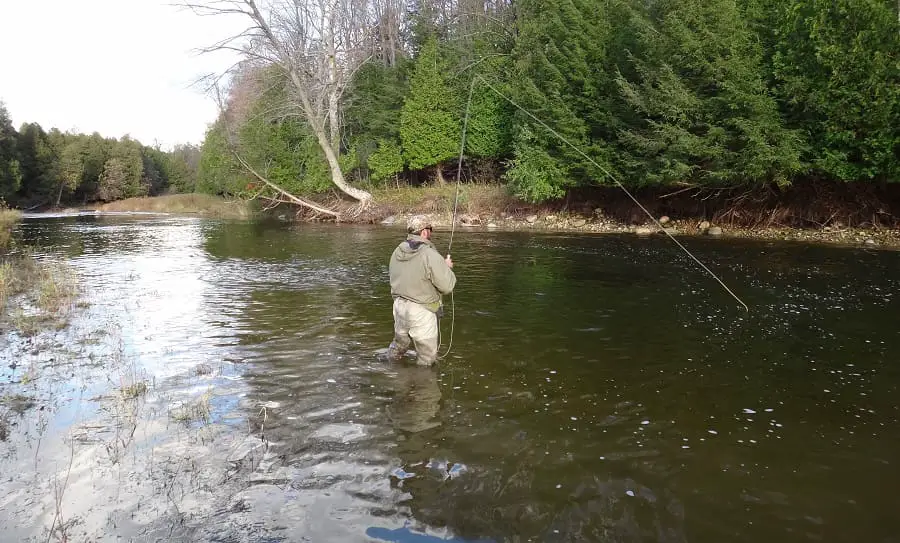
top-left (343, 61), bottom-right (411, 179)
top-left (368, 139), bottom-right (404, 182)
top-left (504, 126), bottom-right (569, 202)
top-left (463, 56), bottom-right (514, 160)
top-left (400, 37), bottom-right (462, 174)
top-left (614, 0), bottom-right (804, 187)
top-left (97, 158), bottom-right (129, 202)
top-left (191, 0), bottom-right (899, 204)
top-left (344, 61), bottom-right (409, 147)
top-left (0, 103), bottom-right (22, 202)
top-left (16, 123), bottom-right (61, 204)
top-left (58, 141), bottom-right (85, 201)
top-left (166, 144), bottom-right (201, 193)
top-left (238, 80), bottom-right (332, 195)
top-left (197, 121), bottom-right (243, 196)
top-left (197, 67), bottom-right (338, 199)
top-left (771, 0), bottom-right (900, 182)
top-left (505, 0), bottom-right (617, 200)
top-left (0, 103), bottom-right (187, 207)
top-left (141, 147), bottom-right (170, 195)
top-left (97, 138), bottom-right (146, 201)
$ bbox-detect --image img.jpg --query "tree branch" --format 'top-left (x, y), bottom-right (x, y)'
top-left (231, 151), bottom-right (340, 217)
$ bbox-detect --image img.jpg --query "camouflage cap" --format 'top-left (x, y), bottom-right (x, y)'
top-left (406, 215), bottom-right (433, 234)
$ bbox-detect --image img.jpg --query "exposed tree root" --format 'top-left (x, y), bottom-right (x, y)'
top-left (561, 179), bottom-right (900, 229)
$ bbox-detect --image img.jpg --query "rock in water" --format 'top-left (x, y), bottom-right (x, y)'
top-left (460, 214), bottom-right (481, 227)
top-left (865, 238), bottom-right (876, 246)
top-left (525, 215), bottom-right (538, 224)
top-left (635, 226), bottom-right (655, 236)
top-left (487, 222), bottom-right (498, 228)
top-left (659, 215), bottom-right (670, 225)
top-left (698, 220), bottom-right (711, 231)
top-left (707, 226), bottom-right (724, 236)
top-left (381, 215), bottom-right (397, 225)
top-left (571, 218), bottom-right (587, 228)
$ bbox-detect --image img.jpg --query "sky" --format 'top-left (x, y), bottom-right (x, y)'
top-left (0, 0), bottom-right (248, 150)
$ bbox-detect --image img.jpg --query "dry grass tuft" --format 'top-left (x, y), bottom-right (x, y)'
top-left (0, 207), bottom-right (22, 250)
top-left (35, 261), bottom-right (78, 314)
top-left (169, 389), bottom-right (213, 424)
top-left (120, 381), bottom-right (149, 399)
top-left (1, 252), bottom-right (79, 334)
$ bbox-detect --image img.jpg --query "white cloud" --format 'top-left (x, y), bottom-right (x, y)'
top-left (0, 0), bottom-right (247, 149)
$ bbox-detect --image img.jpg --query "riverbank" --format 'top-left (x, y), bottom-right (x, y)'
top-left (90, 193), bottom-right (254, 219)
top-left (352, 185), bottom-right (900, 250)
top-left (24, 186), bottom-right (900, 250)
top-left (372, 208), bottom-right (900, 249)
top-left (0, 207), bottom-right (22, 249)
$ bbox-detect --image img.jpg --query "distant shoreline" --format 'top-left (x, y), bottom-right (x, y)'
top-left (14, 190), bottom-right (900, 251)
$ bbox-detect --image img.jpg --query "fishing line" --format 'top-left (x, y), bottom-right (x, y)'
top-left (436, 74), bottom-right (476, 360)
top-left (438, 75), bottom-right (750, 359)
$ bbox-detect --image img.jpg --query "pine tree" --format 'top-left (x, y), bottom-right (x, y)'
top-left (197, 121), bottom-right (242, 197)
top-left (368, 139), bottom-right (404, 183)
top-left (98, 138), bottom-right (146, 201)
top-left (58, 141), bottom-right (85, 205)
top-left (772, 0), bottom-right (900, 182)
top-left (0, 103), bottom-right (21, 203)
top-left (614, 0), bottom-right (803, 187)
top-left (400, 37), bottom-right (461, 185)
top-left (75, 133), bottom-right (112, 202)
top-left (16, 123), bottom-right (64, 205)
top-left (464, 65), bottom-right (512, 161)
top-left (505, 0), bottom-right (616, 202)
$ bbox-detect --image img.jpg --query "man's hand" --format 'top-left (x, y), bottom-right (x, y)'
top-left (445, 254), bottom-right (454, 269)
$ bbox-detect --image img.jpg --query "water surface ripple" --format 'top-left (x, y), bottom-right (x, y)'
top-left (0, 214), bottom-right (897, 542)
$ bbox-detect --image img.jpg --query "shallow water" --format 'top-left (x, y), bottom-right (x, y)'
top-left (1, 213), bottom-right (898, 542)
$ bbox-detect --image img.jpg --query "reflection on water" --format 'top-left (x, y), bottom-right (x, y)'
top-left (0, 214), bottom-right (898, 542)
top-left (389, 367), bottom-right (442, 434)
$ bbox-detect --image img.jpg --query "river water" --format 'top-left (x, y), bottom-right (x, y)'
top-left (1, 213), bottom-right (898, 542)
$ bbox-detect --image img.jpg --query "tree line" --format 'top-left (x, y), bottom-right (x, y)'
top-left (4, 0), bottom-right (897, 211)
top-left (0, 103), bottom-right (200, 209)
top-left (194, 0), bottom-right (900, 207)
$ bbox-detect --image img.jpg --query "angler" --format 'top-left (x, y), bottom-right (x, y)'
top-left (385, 215), bottom-right (456, 366)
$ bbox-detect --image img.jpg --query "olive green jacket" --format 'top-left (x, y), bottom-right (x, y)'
top-left (389, 234), bottom-right (456, 312)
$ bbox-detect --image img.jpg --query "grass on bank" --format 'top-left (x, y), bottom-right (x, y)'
top-left (1, 253), bottom-right (79, 334)
top-left (94, 193), bottom-right (253, 219)
top-left (0, 207), bottom-right (22, 249)
top-left (2, 202), bottom-right (79, 333)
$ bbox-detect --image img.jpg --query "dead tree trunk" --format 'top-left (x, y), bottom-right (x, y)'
top-left (187, 0), bottom-right (374, 206)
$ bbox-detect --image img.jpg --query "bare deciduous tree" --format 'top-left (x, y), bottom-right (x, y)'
top-left (372, 0), bottom-right (405, 66)
top-left (185, 0), bottom-right (375, 206)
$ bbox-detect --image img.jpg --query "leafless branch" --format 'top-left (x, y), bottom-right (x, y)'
top-left (232, 151), bottom-right (340, 216)
top-left (184, 0), bottom-right (375, 203)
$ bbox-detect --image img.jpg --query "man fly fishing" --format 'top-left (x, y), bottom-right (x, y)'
top-left (386, 215), bottom-right (456, 366)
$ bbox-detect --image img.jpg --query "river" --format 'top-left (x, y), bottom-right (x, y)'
top-left (1, 213), bottom-right (898, 542)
